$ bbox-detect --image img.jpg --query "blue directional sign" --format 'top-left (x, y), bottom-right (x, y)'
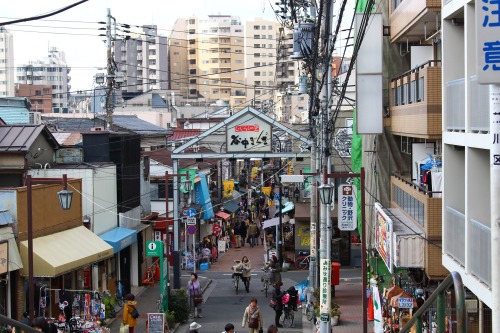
top-left (186, 208), bottom-right (196, 217)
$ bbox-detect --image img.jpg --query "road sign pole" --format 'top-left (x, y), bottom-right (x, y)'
top-left (192, 233), bottom-right (196, 274)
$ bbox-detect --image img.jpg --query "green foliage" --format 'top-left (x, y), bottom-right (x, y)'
top-left (312, 287), bottom-right (341, 318)
top-left (165, 310), bottom-right (176, 326)
top-left (103, 293), bottom-right (117, 318)
top-left (168, 288), bottom-right (189, 323)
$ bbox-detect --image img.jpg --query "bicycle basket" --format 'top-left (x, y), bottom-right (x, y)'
top-left (263, 270), bottom-right (272, 280)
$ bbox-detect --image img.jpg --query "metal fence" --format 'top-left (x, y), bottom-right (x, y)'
top-left (444, 206), bottom-right (466, 265)
top-left (469, 219), bottom-right (492, 287)
top-left (469, 76), bottom-right (490, 132)
top-left (445, 78), bottom-right (465, 131)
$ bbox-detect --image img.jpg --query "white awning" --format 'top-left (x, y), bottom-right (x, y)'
top-left (389, 208), bottom-right (425, 268)
top-left (263, 217), bottom-right (280, 229)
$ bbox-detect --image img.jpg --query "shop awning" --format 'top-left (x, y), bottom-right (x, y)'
top-left (0, 226), bottom-right (23, 272)
top-left (20, 226), bottom-right (114, 277)
top-left (275, 202), bottom-right (294, 215)
top-left (99, 227), bottom-right (137, 254)
top-left (215, 211), bottom-right (231, 220)
top-left (388, 208), bottom-right (425, 268)
top-left (222, 200), bottom-right (240, 214)
top-left (263, 217), bottom-right (280, 229)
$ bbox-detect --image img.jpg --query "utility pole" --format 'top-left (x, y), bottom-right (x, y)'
top-left (105, 8), bottom-right (114, 129)
top-left (318, 0), bottom-right (334, 331)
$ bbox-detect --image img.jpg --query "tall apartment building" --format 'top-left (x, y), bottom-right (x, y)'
top-left (440, 0), bottom-right (497, 328)
top-left (15, 84), bottom-right (52, 113)
top-left (114, 25), bottom-right (168, 99)
top-left (169, 15), bottom-right (246, 108)
top-left (0, 27), bottom-right (14, 97)
top-left (16, 47), bottom-right (70, 113)
top-left (245, 18), bottom-right (279, 110)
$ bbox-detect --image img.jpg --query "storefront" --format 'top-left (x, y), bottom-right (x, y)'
top-left (99, 227), bottom-right (137, 294)
top-left (19, 226), bottom-right (114, 325)
top-left (0, 225), bottom-right (23, 318)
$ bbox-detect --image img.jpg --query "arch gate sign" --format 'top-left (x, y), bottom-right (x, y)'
top-left (170, 106), bottom-right (312, 288)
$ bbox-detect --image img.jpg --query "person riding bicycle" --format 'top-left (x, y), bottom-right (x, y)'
top-left (233, 257), bottom-right (252, 292)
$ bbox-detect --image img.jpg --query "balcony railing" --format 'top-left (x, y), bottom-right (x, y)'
top-left (445, 78), bottom-right (465, 131)
top-left (469, 75), bottom-right (490, 132)
top-left (444, 206), bottom-right (465, 266)
top-left (469, 219), bottom-right (491, 287)
top-left (389, 61), bottom-right (442, 138)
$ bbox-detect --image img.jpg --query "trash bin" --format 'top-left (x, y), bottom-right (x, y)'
top-left (331, 262), bottom-right (341, 286)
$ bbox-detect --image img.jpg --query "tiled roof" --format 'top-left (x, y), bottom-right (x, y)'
top-left (167, 129), bottom-right (201, 141)
top-left (52, 132), bottom-right (82, 146)
top-left (96, 115), bottom-right (171, 136)
top-left (0, 125), bottom-right (58, 152)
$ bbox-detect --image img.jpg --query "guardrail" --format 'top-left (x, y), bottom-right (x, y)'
top-left (0, 314), bottom-right (41, 333)
top-left (399, 271), bottom-right (465, 333)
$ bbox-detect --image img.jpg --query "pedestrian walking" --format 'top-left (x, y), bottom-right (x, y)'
top-left (234, 222), bottom-right (242, 248)
top-left (248, 222), bottom-right (257, 247)
top-left (272, 282), bottom-right (286, 328)
top-left (242, 298), bottom-right (263, 333)
top-left (122, 293), bottom-right (138, 333)
top-left (267, 324), bottom-right (279, 333)
top-left (31, 317), bottom-right (49, 332)
top-left (240, 220), bottom-right (248, 247)
top-left (190, 322), bottom-right (202, 333)
top-left (187, 272), bottom-right (203, 318)
top-left (269, 255), bottom-right (282, 285)
top-left (223, 323), bottom-right (235, 333)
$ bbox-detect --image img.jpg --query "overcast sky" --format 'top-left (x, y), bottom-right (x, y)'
top-left (2, 0), bottom-right (354, 93)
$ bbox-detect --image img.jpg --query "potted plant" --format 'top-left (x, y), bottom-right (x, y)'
top-left (165, 310), bottom-right (176, 329)
top-left (330, 306), bottom-right (341, 326)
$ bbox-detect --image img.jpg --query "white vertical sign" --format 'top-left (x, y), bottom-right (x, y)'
top-left (338, 184), bottom-right (357, 231)
top-left (319, 259), bottom-right (331, 321)
top-left (476, 2), bottom-right (500, 84)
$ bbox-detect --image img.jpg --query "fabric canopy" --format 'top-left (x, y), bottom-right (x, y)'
top-left (263, 217), bottom-right (280, 229)
top-left (20, 226), bottom-right (113, 277)
top-left (99, 227), bottom-right (137, 254)
top-left (215, 211), bottom-right (231, 220)
top-left (222, 200), bottom-right (240, 213)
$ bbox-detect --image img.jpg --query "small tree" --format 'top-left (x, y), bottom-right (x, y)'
top-left (168, 288), bottom-right (189, 323)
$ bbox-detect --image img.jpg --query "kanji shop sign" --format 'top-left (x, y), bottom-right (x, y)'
top-left (226, 113), bottom-right (271, 152)
top-left (338, 184), bottom-right (357, 231)
top-left (476, 0), bottom-right (500, 84)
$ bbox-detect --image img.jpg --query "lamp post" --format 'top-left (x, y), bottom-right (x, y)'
top-left (317, 167), bottom-right (366, 333)
top-left (165, 171), bottom-right (190, 289)
top-left (26, 174), bottom-right (73, 322)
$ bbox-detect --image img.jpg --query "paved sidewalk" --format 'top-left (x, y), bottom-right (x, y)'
top-left (106, 274), bottom-right (212, 333)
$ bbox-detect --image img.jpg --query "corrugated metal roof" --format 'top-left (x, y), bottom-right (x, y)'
top-left (167, 129), bottom-right (201, 141)
top-left (96, 115), bottom-right (171, 136)
top-left (42, 116), bottom-right (98, 132)
top-left (52, 132), bottom-right (82, 146)
top-left (0, 125), bottom-right (48, 152)
top-left (151, 94), bottom-right (167, 108)
top-left (0, 108), bottom-right (30, 125)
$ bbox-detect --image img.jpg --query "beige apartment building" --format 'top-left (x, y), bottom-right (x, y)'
top-left (244, 18), bottom-right (279, 110)
top-left (169, 15), bottom-right (246, 108)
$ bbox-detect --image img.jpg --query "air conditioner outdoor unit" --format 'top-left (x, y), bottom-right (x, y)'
top-left (28, 112), bottom-right (42, 125)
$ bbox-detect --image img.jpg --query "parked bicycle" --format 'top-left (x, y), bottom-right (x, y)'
top-left (294, 251), bottom-right (311, 270)
top-left (110, 280), bottom-right (125, 307)
top-left (261, 265), bottom-right (272, 297)
top-left (280, 297), bottom-right (295, 328)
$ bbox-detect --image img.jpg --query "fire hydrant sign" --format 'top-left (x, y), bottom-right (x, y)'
top-left (338, 184), bottom-right (357, 231)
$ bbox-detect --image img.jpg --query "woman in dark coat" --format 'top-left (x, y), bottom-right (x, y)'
top-left (272, 282), bottom-right (286, 328)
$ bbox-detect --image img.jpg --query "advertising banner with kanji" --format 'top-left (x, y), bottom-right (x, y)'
top-left (338, 184), bottom-right (357, 231)
top-left (374, 202), bottom-right (393, 273)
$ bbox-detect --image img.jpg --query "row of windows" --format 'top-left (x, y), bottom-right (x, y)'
top-left (17, 67), bottom-right (65, 72)
top-left (254, 44), bottom-right (274, 49)
top-left (392, 77), bottom-right (425, 106)
top-left (253, 35), bottom-right (275, 40)
top-left (18, 76), bottom-right (64, 82)
top-left (253, 25), bottom-right (274, 30)
top-left (253, 71), bottom-right (274, 76)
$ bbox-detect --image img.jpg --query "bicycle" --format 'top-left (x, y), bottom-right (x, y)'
top-left (294, 253), bottom-right (311, 270)
top-left (305, 300), bottom-right (315, 322)
top-left (261, 266), bottom-right (272, 297)
top-left (280, 301), bottom-right (295, 328)
top-left (232, 261), bottom-right (244, 294)
top-left (114, 280), bottom-right (125, 307)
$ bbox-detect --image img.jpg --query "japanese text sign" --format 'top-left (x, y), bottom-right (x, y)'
top-left (338, 184), bottom-right (357, 231)
top-left (398, 297), bottom-right (414, 309)
top-left (319, 258), bottom-right (331, 320)
top-left (476, 0), bottom-right (500, 83)
top-left (226, 113), bottom-right (272, 152)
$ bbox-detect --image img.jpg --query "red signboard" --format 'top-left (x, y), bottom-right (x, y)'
top-left (235, 125), bottom-right (260, 132)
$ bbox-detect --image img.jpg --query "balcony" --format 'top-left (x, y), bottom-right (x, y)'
top-left (469, 219), bottom-right (491, 287)
top-left (390, 61), bottom-right (442, 139)
top-left (469, 76), bottom-right (490, 132)
top-left (444, 206), bottom-right (465, 266)
top-left (390, 0), bottom-right (441, 43)
top-left (445, 78), bottom-right (465, 131)
top-left (391, 174), bottom-right (447, 279)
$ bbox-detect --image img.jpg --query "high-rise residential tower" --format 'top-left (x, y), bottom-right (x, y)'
top-left (114, 25), bottom-right (168, 99)
top-left (16, 47), bottom-right (70, 113)
top-left (0, 27), bottom-right (14, 97)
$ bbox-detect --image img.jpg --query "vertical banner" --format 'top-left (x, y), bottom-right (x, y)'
top-left (374, 203), bottom-right (393, 273)
top-left (338, 184), bottom-right (357, 230)
top-left (194, 173), bottom-right (214, 220)
top-left (319, 259), bottom-right (331, 322)
top-left (222, 179), bottom-right (235, 198)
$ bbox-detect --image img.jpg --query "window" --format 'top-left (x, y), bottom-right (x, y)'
top-left (262, 26), bottom-right (266, 30)
top-left (254, 35), bottom-right (260, 39)
top-left (418, 77), bottom-right (424, 101)
top-left (35, 90), bottom-right (41, 96)
top-left (255, 71), bottom-right (261, 76)
top-left (254, 62), bottom-right (261, 67)
top-left (235, 49), bottom-right (243, 53)
top-left (149, 60), bottom-right (156, 65)
top-left (268, 35), bottom-right (273, 39)
top-left (254, 25), bottom-right (260, 30)
top-left (235, 60), bottom-right (242, 64)
top-left (173, 52), bottom-right (179, 55)
top-left (268, 26), bottom-right (273, 30)
top-left (254, 44), bottom-right (260, 48)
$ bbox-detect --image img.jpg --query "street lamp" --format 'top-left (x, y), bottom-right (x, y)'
top-left (317, 167), bottom-right (367, 333)
top-left (26, 174), bottom-right (72, 322)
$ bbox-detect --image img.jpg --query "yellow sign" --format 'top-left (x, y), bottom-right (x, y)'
top-left (222, 180), bottom-right (234, 198)
top-left (261, 186), bottom-right (271, 198)
top-left (287, 161), bottom-right (294, 175)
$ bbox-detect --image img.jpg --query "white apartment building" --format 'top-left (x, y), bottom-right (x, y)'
top-left (245, 18), bottom-right (279, 110)
top-left (442, 0), bottom-right (499, 328)
top-left (16, 47), bottom-right (70, 113)
top-left (114, 25), bottom-right (168, 98)
top-left (0, 28), bottom-right (14, 97)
